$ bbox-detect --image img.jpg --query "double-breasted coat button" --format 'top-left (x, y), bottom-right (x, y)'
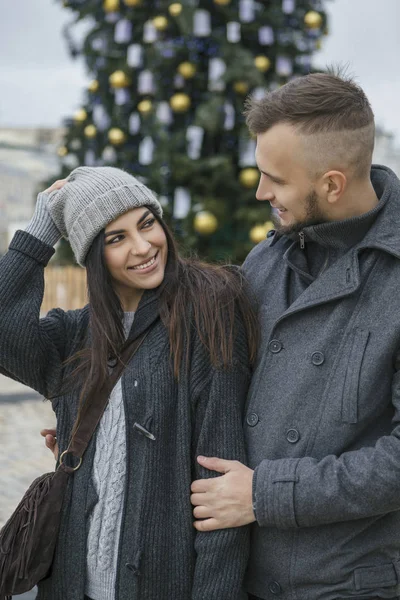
top-left (286, 428), bottom-right (300, 444)
top-left (269, 339), bottom-right (283, 353)
top-left (246, 413), bottom-right (259, 427)
top-left (311, 351), bottom-right (325, 365)
top-left (268, 580), bottom-right (282, 595)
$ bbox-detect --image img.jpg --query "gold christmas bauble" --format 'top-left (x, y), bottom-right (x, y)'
top-left (124, 0), bottom-right (141, 6)
top-left (254, 55), bottom-right (271, 73)
top-left (250, 225), bottom-right (267, 244)
top-left (178, 61), bottom-right (197, 79)
top-left (108, 128), bottom-right (127, 145)
top-left (88, 79), bottom-right (99, 93)
top-left (138, 99), bottom-right (153, 114)
top-left (214, 0), bottom-right (231, 5)
top-left (73, 108), bottom-right (88, 123)
top-left (153, 16), bottom-right (169, 31)
top-left (57, 146), bottom-right (68, 157)
top-left (239, 168), bottom-right (259, 188)
top-left (109, 70), bottom-right (131, 88)
top-left (84, 124), bottom-right (97, 139)
top-left (170, 93), bottom-right (191, 113)
top-left (233, 81), bottom-right (249, 95)
top-left (304, 10), bottom-right (323, 29)
top-left (103, 0), bottom-right (120, 13)
top-left (168, 3), bottom-right (182, 16)
top-left (194, 211), bottom-right (218, 235)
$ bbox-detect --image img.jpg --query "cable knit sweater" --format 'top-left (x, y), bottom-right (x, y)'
top-left (0, 198), bottom-right (250, 600)
top-left (86, 312), bottom-right (135, 600)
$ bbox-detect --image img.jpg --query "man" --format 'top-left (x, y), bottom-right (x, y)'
top-left (191, 71), bottom-right (400, 600)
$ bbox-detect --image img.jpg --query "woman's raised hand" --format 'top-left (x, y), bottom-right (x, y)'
top-left (40, 428), bottom-right (59, 461)
top-left (43, 179), bottom-right (68, 195)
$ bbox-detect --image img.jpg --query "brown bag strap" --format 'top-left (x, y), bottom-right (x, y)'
top-left (59, 330), bottom-right (149, 468)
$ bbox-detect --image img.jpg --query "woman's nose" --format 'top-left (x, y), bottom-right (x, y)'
top-left (130, 238), bottom-right (152, 256)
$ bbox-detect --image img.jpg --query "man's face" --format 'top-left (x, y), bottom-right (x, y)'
top-left (255, 123), bottom-right (328, 234)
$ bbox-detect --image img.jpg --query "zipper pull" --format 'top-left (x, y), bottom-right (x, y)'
top-left (299, 231), bottom-right (305, 250)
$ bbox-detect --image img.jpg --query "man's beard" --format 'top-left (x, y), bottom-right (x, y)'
top-left (272, 189), bottom-right (327, 235)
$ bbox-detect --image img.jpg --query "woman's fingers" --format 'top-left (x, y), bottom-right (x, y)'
top-left (43, 179), bottom-right (68, 194)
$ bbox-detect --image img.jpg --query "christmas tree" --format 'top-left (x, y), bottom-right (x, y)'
top-left (55, 0), bottom-right (329, 263)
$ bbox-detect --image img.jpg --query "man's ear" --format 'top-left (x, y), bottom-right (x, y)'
top-left (320, 170), bottom-right (347, 205)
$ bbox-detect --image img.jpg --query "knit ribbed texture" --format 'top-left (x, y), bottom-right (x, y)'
top-left (0, 231), bottom-right (249, 600)
top-left (25, 192), bottom-right (62, 247)
top-left (47, 166), bottom-right (163, 266)
top-left (85, 312), bottom-right (135, 600)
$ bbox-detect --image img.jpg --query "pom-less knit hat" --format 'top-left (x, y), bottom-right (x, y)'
top-left (47, 166), bottom-right (163, 266)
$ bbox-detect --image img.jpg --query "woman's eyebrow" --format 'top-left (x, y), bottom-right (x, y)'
top-left (104, 210), bottom-right (152, 238)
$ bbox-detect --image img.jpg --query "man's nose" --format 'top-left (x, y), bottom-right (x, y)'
top-left (256, 180), bottom-right (274, 202)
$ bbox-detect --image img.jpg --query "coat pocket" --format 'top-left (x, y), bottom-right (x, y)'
top-left (341, 329), bottom-right (370, 424)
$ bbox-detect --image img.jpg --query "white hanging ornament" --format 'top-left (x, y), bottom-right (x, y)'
top-left (186, 125), bottom-right (204, 160)
top-left (143, 21), bottom-right (158, 43)
top-left (252, 87), bottom-right (266, 101)
top-left (239, 0), bottom-right (255, 23)
top-left (138, 70), bottom-right (155, 95)
top-left (173, 187), bottom-right (191, 219)
top-left (156, 102), bottom-right (173, 125)
top-left (63, 153), bottom-right (79, 170)
top-left (84, 150), bottom-right (96, 167)
top-left (129, 112), bottom-right (141, 134)
top-left (174, 74), bottom-right (185, 89)
top-left (138, 136), bottom-right (155, 165)
top-left (193, 10), bottom-right (211, 37)
top-left (276, 56), bottom-right (293, 76)
top-left (102, 146), bottom-right (118, 163)
top-left (282, 0), bottom-right (295, 13)
top-left (227, 22), bottom-right (241, 43)
top-left (158, 195), bottom-right (170, 208)
top-left (115, 19), bottom-right (132, 43)
top-left (92, 36), bottom-right (107, 52)
top-left (127, 43), bottom-right (143, 67)
top-left (223, 102), bottom-right (235, 130)
top-left (208, 58), bottom-right (226, 92)
top-left (92, 105), bottom-right (111, 131)
top-left (70, 139), bottom-right (81, 151)
top-left (259, 26), bottom-right (274, 45)
top-left (115, 88), bottom-right (131, 105)
top-left (239, 138), bottom-right (257, 167)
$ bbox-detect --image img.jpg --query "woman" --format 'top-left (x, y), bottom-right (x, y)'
top-left (0, 166), bottom-right (257, 600)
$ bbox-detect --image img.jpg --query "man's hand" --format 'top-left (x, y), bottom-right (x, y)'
top-left (190, 456), bottom-right (256, 531)
top-left (40, 428), bottom-right (59, 461)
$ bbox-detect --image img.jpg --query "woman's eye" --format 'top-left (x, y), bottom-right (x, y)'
top-left (108, 235), bottom-right (123, 244)
top-left (142, 218), bottom-right (155, 229)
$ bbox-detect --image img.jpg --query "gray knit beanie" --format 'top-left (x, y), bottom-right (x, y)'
top-left (47, 166), bottom-right (163, 266)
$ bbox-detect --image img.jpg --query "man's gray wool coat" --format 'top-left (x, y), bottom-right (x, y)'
top-left (242, 165), bottom-right (400, 600)
top-left (0, 231), bottom-right (250, 600)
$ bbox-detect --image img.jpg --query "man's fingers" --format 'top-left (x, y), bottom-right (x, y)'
top-left (40, 428), bottom-right (56, 438)
top-left (193, 505), bottom-right (212, 519)
top-left (191, 478), bottom-right (213, 494)
top-left (196, 456), bottom-right (236, 474)
top-left (193, 518), bottom-right (222, 532)
top-left (45, 435), bottom-right (56, 448)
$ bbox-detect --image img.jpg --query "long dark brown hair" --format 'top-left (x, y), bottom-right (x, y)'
top-left (66, 207), bottom-right (258, 418)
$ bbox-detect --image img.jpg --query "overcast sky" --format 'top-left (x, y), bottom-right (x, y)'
top-left (1, 0), bottom-right (400, 144)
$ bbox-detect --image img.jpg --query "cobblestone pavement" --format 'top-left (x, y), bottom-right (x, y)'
top-left (0, 374), bottom-right (56, 600)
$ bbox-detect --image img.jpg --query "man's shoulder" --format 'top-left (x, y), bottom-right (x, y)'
top-left (243, 230), bottom-right (287, 273)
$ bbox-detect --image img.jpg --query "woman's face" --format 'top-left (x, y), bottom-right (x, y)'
top-left (104, 207), bottom-right (168, 311)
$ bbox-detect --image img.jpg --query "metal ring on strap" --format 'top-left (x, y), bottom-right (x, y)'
top-left (59, 450), bottom-right (82, 471)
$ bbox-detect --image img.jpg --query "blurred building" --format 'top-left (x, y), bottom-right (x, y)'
top-left (373, 126), bottom-right (400, 175)
top-left (0, 128), bottom-right (64, 254)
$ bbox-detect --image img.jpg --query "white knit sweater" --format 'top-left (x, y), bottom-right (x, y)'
top-left (85, 312), bottom-right (135, 600)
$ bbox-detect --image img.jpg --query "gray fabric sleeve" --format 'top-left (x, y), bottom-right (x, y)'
top-left (25, 192), bottom-right (62, 247)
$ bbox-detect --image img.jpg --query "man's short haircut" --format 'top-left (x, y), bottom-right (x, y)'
top-left (244, 68), bottom-right (375, 178)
